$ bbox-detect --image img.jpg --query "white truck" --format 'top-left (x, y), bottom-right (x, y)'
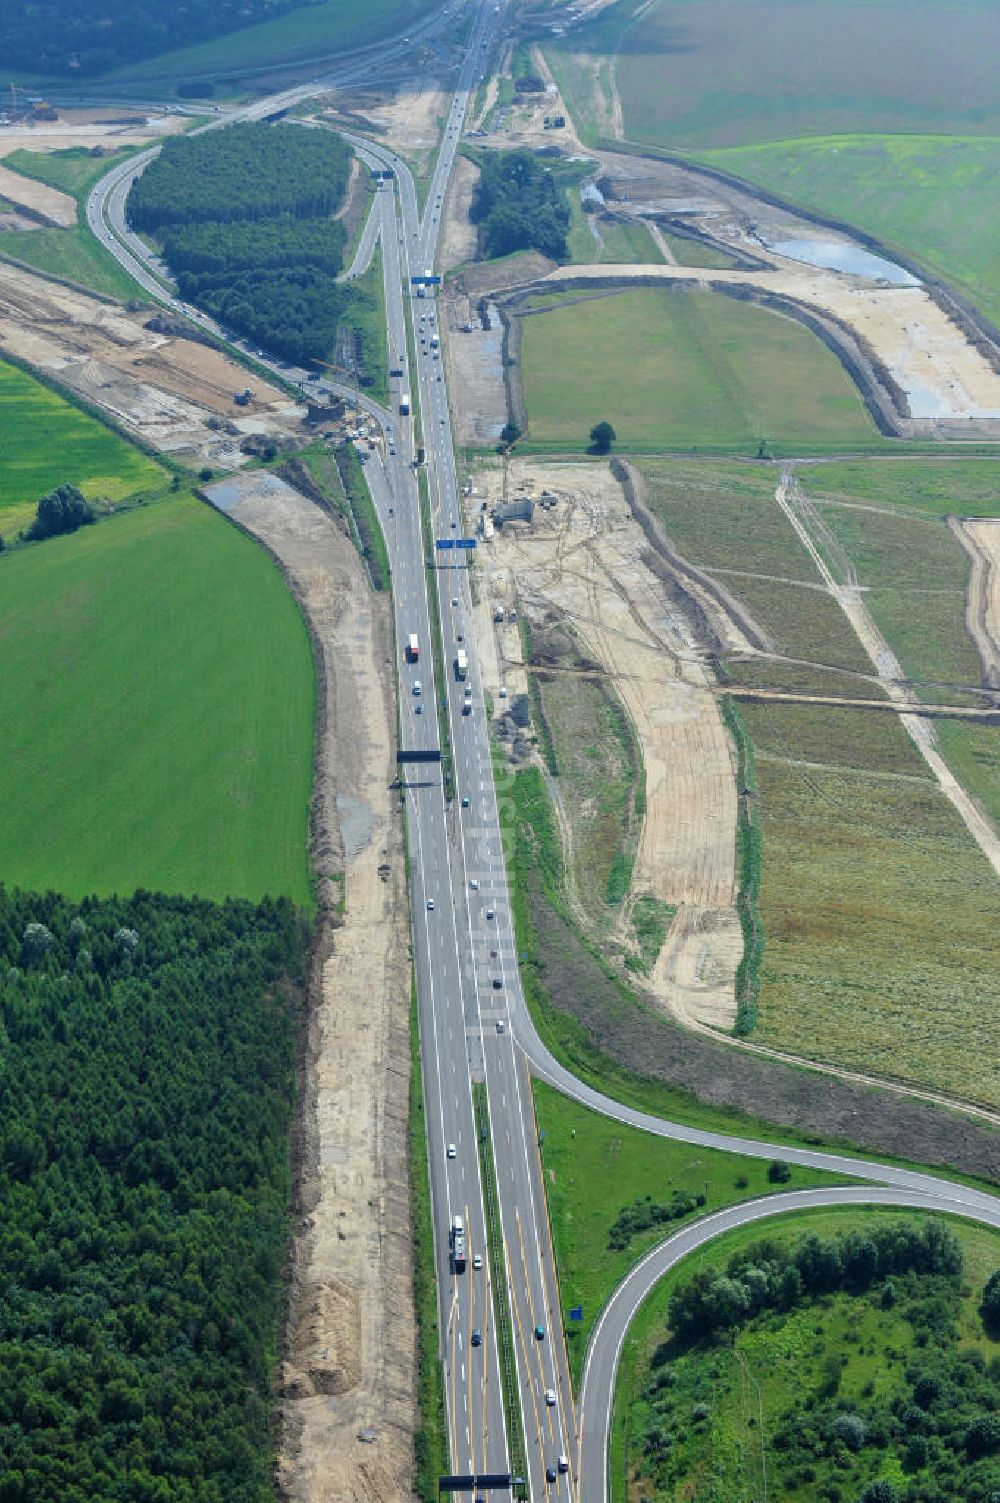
top-left (406, 634), bottom-right (419, 663)
top-left (399, 390), bottom-right (411, 416)
top-left (455, 649), bottom-right (468, 681)
top-left (450, 1214), bottom-right (466, 1272)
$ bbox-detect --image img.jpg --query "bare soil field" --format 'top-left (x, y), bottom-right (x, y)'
top-left (951, 517), bottom-right (1000, 688)
top-left (0, 258), bottom-right (306, 464)
top-left (206, 470), bottom-right (414, 1503)
top-left (473, 456), bottom-right (740, 1030)
top-left (0, 163), bottom-right (75, 226)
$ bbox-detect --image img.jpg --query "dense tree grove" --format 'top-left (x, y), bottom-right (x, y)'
top-left (127, 124), bottom-right (368, 366)
top-left (26, 484), bottom-right (95, 541)
top-left (0, 885), bottom-right (308, 1501)
top-left (128, 126), bottom-right (352, 233)
top-left (470, 149), bottom-right (570, 261)
top-left (667, 1220), bottom-right (964, 1342)
top-left (0, 0), bottom-right (311, 76)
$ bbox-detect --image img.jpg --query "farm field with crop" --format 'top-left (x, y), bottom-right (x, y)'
top-left (745, 701), bottom-right (1000, 1109)
top-left (616, 1207), bottom-right (1000, 1503)
top-left (546, 0), bottom-right (1000, 150)
top-left (0, 494), bottom-right (314, 903)
top-left (102, 0), bottom-right (435, 82)
top-left (518, 287), bottom-right (880, 453)
top-left (0, 358), bottom-right (164, 539)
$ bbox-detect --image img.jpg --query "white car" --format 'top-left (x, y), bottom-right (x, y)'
top-left (545, 1388), bottom-right (556, 1407)
top-left (427, 898), bottom-right (435, 911)
top-left (413, 680), bottom-right (422, 695)
top-left (470, 878), bottom-right (479, 891)
top-left (473, 1252), bottom-right (483, 1270)
top-left (447, 1143), bottom-right (456, 1159)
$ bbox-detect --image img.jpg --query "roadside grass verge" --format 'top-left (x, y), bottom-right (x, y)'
top-left (0, 492), bottom-right (314, 902)
top-left (533, 1079), bottom-right (844, 1385)
top-left (518, 287), bottom-right (882, 455)
top-left (294, 440), bottom-right (390, 591)
top-left (498, 755), bottom-right (1000, 1187)
top-left (720, 697), bottom-right (763, 1035)
top-left (473, 1084), bottom-right (529, 1495)
top-left (0, 355), bottom-right (165, 539)
top-left (6, 144), bottom-right (141, 201)
top-left (349, 245), bottom-right (390, 404)
top-left (613, 1209), bottom-right (1000, 1503)
top-left (410, 977), bottom-right (449, 1499)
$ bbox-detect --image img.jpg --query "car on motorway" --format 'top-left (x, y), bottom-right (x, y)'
top-left (470, 878), bottom-right (479, 890)
top-left (473, 1252), bottom-right (483, 1269)
top-left (426, 898), bottom-right (435, 910)
top-left (413, 680), bottom-right (422, 694)
top-left (486, 909), bottom-right (495, 920)
top-left (452, 597), bottom-right (459, 606)
top-left (558, 1455), bottom-right (569, 1474)
top-left (471, 1328), bottom-right (482, 1347)
top-left (415, 703), bottom-right (422, 714)
top-left (447, 1142), bottom-right (456, 1158)
top-left (545, 1388), bottom-right (556, 1406)
top-left (492, 977), bottom-right (502, 989)
top-left (496, 1019), bottom-right (504, 1035)
top-left (461, 796), bottom-right (470, 808)
top-left (546, 1468), bottom-right (557, 1484)
top-left (535, 1323), bottom-right (545, 1340)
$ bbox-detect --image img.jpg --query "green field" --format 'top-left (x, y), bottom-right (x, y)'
top-left (0, 358), bottom-right (164, 539)
top-left (749, 717), bottom-right (1000, 1109)
top-left (566, 199), bottom-right (664, 264)
top-left (803, 456), bottom-right (1000, 520)
top-left (547, 0), bottom-right (1000, 150)
top-left (700, 133), bottom-right (1000, 333)
top-left (102, 0), bottom-right (434, 83)
top-left (0, 145), bottom-right (151, 300)
top-left (533, 1080), bottom-right (843, 1382)
top-left (519, 286), bottom-right (880, 453)
top-left (616, 1208), bottom-right (1000, 1503)
top-left (0, 495), bottom-right (314, 903)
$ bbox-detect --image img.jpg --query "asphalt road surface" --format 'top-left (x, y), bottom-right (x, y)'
top-left (84, 11), bottom-right (1000, 1501)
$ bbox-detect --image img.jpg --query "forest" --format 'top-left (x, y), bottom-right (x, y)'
top-left (1, 0), bottom-right (310, 75)
top-left (0, 884), bottom-right (308, 1502)
top-left (128, 124), bottom-right (372, 366)
top-left (469, 149), bottom-right (570, 261)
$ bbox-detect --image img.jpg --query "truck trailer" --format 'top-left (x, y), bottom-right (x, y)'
top-left (455, 649), bottom-right (468, 680)
top-left (406, 634), bottom-right (419, 662)
top-left (450, 1214), bottom-right (466, 1272)
top-left (399, 391), bottom-right (411, 415)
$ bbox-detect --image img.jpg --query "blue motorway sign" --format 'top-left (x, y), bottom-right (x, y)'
top-left (410, 274), bottom-right (442, 286)
top-left (455, 538), bottom-right (477, 549)
top-left (435, 538), bottom-right (456, 550)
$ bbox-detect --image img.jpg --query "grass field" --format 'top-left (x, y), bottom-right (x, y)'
top-left (519, 287), bottom-right (880, 453)
top-left (0, 495), bottom-right (314, 903)
top-left (615, 1208), bottom-right (1000, 1503)
top-left (752, 742), bottom-right (1000, 1109)
top-left (100, 0), bottom-right (434, 83)
top-left (743, 701), bottom-right (929, 779)
top-left (565, 198), bottom-right (664, 265)
top-left (533, 1080), bottom-right (843, 1382)
top-left (0, 144), bottom-right (150, 301)
top-left (547, 0), bottom-right (1000, 150)
top-left (803, 457), bottom-right (1000, 521)
top-left (699, 133), bottom-right (1000, 333)
top-left (0, 358), bottom-right (164, 539)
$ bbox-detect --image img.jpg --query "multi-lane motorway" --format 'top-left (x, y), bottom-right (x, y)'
top-left (84, 8), bottom-right (1000, 1500)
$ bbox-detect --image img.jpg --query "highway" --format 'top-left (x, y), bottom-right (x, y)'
top-left (83, 8), bottom-right (1000, 1502)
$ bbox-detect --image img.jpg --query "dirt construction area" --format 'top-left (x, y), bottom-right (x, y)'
top-left (204, 470), bottom-right (414, 1503)
top-left (0, 258), bottom-right (306, 464)
top-left (472, 456), bottom-right (742, 1030)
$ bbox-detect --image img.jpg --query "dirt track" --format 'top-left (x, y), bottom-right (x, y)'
top-left (951, 516), bottom-right (1000, 688)
top-left (204, 472), bottom-right (414, 1503)
top-left (475, 457), bottom-right (741, 1030)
